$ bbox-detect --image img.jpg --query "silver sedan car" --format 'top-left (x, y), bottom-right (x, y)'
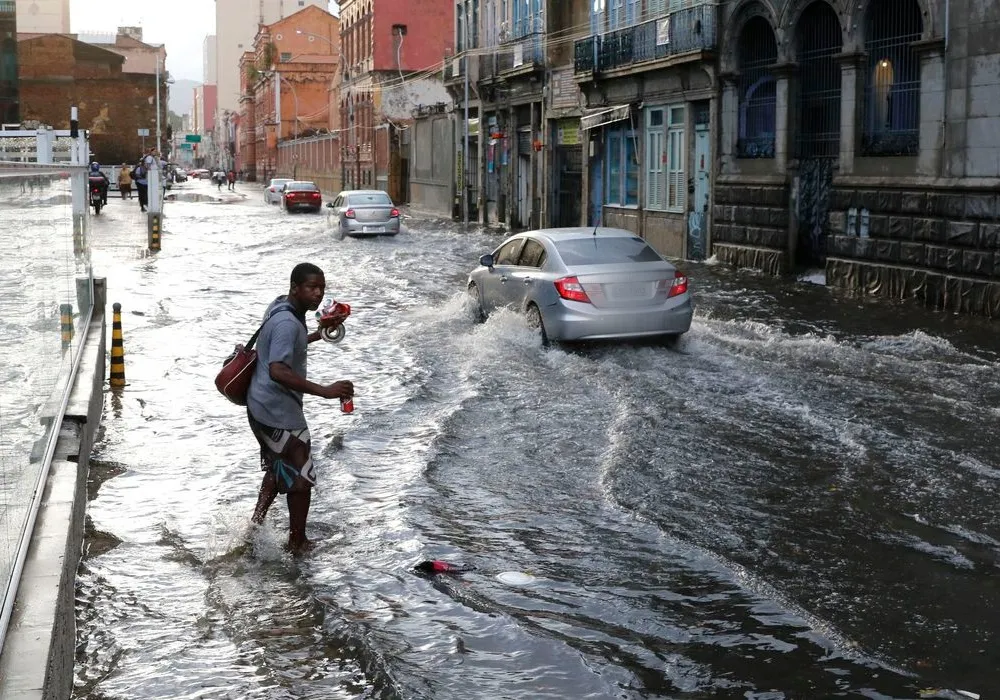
top-left (264, 178), bottom-right (293, 205)
top-left (326, 190), bottom-right (401, 237)
top-left (466, 228), bottom-right (693, 343)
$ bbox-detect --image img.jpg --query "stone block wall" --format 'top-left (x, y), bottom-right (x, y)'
top-left (711, 181), bottom-right (790, 272)
top-left (826, 187), bottom-right (1000, 316)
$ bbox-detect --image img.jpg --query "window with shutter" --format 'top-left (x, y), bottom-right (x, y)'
top-left (607, 131), bottom-right (622, 204)
top-left (625, 134), bottom-right (639, 205)
top-left (667, 125), bottom-right (685, 212)
top-left (645, 108), bottom-right (665, 210)
top-left (647, 0), bottom-right (666, 20)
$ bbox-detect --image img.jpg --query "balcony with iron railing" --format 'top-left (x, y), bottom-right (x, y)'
top-left (497, 15), bottom-right (544, 75)
top-left (574, 3), bottom-right (716, 76)
top-left (444, 53), bottom-right (469, 86)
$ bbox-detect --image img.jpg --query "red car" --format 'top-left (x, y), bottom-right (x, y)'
top-left (282, 181), bottom-right (323, 213)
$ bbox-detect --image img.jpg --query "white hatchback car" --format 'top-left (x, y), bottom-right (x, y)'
top-left (264, 178), bottom-right (293, 205)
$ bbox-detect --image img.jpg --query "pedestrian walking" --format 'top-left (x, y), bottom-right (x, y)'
top-left (118, 164), bottom-right (132, 199)
top-left (227, 169), bottom-right (236, 191)
top-left (132, 158), bottom-right (149, 212)
top-left (246, 262), bottom-right (354, 552)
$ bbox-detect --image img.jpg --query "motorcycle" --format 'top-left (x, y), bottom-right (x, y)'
top-left (90, 185), bottom-right (103, 215)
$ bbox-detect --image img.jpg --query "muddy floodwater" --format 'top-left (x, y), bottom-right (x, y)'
top-left (74, 183), bottom-right (998, 699)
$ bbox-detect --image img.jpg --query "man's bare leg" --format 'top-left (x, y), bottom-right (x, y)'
top-left (252, 472), bottom-right (278, 525)
top-left (286, 490), bottom-right (312, 551)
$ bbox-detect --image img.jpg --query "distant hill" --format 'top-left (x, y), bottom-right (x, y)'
top-left (168, 79), bottom-right (200, 117)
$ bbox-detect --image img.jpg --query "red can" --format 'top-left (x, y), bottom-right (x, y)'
top-left (340, 396), bottom-right (354, 414)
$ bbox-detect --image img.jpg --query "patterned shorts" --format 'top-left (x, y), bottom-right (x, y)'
top-left (247, 410), bottom-right (316, 493)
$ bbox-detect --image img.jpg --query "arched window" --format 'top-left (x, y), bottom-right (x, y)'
top-left (863, 0), bottom-right (922, 155)
top-left (796, 2), bottom-right (842, 158)
top-left (737, 15), bottom-right (777, 158)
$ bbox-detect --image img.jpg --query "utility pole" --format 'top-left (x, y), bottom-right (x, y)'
top-left (155, 55), bottom-right (162, 154)
top-left (462, 1), bottom-right (470, 227)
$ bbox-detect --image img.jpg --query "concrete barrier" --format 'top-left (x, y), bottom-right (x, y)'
top-left (0, 279), bottom-right (107, 700)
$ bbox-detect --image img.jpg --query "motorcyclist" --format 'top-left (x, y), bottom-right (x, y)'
top-left (88, 162), bottom-right (110, 205)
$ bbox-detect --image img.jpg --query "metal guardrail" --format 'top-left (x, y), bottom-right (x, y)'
top-left (0, 164), bottom-right (94, 655)
top-left (574, 3), bottom-right (717, 75)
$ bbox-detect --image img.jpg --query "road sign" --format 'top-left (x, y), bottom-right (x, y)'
top-left (185, 134), bottom-right (202, 143)
top-left (179, 143), bottom-right (192, 150)
top-left (137, 128), bottom-right (150, 137)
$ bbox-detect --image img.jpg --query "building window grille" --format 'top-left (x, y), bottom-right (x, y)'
top-left (737, 16), bottom-right (777, 158)
top-left (862, 0), bottom-right (921, 156)
top-left (795, 1), bottom-right (842, 159)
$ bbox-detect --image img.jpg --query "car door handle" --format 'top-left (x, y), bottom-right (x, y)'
top-left (500, 275), bottom-right (509, 283)
top-left (522, 277), bottom-right (533, 285)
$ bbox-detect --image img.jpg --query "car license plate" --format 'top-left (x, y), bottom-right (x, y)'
top-left (363, 226), bottom-right (382, 233)
top-left (608, 282), bottom-right (650, 299)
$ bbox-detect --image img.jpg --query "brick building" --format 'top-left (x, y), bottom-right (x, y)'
top-left (340, 0), bottom-right (452, 202)
top-left (238, 5), bottom-right (339, 182)
top-left (17, 34), bottom-right (164, 164)
top-left (0, 0), bottom-right (17, 124)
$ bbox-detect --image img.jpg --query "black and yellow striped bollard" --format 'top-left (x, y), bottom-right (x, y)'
top-left (60, 303), bottom-right (73, 350)
top-left (110, 302), bottom-right (126, 388)
top-left (148, 213), bottom-right (161, 252)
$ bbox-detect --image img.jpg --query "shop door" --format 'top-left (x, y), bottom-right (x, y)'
top-left (554, 146), bottom-right (582, 227)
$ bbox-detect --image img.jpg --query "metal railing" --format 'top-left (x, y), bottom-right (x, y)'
top-left (0, 164), bottom-right (94, 654)
top-left (574, 3), bottom-right (717, 75)
top-left (498, 32), bottom-right (544, 73)
top-left (444, 53), bottom-right (468, 84)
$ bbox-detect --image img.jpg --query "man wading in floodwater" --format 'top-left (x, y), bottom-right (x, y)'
top-left (246, 263), bottom-right (354, 551)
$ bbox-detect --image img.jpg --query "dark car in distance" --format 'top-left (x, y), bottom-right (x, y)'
top-left (282, 181), bottom-right (323, 213)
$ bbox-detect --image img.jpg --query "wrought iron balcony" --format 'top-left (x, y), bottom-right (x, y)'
top-left (444, 53), bottom-right (468, 86)
top-left (497, 16), bottom-right (544, 74)
top-left (498, 33), bottom-right (544, 73)
top-left (574, 3), bottom-right (717, 75)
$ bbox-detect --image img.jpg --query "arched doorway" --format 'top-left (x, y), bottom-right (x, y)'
top-left (795, 1), bottom-right (842, 267)
top-left (737, 15), bottom-right (778, 158)
top-left (863, 0), bottom-right (922, 155)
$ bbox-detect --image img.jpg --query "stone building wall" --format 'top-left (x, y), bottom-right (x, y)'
top-left (714, 0), bottom-right (1000, 316)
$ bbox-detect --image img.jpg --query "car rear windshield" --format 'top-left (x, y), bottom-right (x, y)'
top-left (288, 182), bottom-right (318, 191)
top-left (348, 192), bottom-right (392, 206)
top-left (553, 237), bottom-right (664, 265)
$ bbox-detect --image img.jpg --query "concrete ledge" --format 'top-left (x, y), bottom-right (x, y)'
top-left (712, 242), bottom-right (789, 276)
top-left (827, 256), bottom-right (1000, 318)
top-left (0, 308), bottom-right (106, 700)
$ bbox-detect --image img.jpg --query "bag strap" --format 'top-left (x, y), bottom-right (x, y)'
top-left (245, 302), bottom-right (297, 350)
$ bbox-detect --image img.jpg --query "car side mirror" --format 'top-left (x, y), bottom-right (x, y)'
top-left (326, 202), bottom-right (335, 208)
top-left (479, 254), bottom-right (495, 269)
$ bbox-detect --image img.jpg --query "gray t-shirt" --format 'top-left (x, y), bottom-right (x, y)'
top-left (247, 296), bottom-right (308, 429)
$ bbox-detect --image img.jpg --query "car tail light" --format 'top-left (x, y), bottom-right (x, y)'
top-left (667, 271), bottom-right (689, 298)
top-left (554, 276), bottom-right (591, 304)
top-left (311, 192), bottom-right (320, 198)
top-left (390, 208), bottom-right (399, 217)
top-left (345, 208), bottom-right (356, 218)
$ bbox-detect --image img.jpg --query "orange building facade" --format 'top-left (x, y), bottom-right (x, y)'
top-left (237, 4), bottom-right (339, 183)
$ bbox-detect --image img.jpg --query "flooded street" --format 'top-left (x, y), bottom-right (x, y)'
top-left (74, 181), bottom-right (999, 699)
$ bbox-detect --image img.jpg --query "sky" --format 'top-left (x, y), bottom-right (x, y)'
top-left (68, 1), bottom-right (334, 83)
top-left (70, 0), bottom-right (215, 81)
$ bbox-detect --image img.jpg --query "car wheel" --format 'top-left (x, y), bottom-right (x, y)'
top-left (467, 283), bottom-right (485, 323)
top-left (525, 303), bottom-right (549, 346)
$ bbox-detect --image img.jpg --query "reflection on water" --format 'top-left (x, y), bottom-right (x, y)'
top-left (0, 166), bottom-right (92, 620)
top-left (75, 186), bottom-right (997, 698)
